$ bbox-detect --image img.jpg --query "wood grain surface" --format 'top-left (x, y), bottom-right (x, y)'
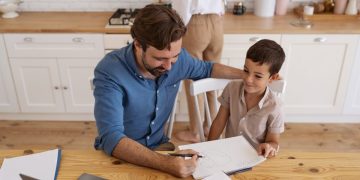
top-left (0, 12), bottom-right (359, 34)
top-left (1, 149), bottom-right (359, 180)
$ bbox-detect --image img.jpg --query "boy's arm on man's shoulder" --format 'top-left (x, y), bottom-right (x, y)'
top-left (210, 63), bottom-right (245, 80)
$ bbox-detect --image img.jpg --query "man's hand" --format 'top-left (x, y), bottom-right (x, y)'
top-left (257, 143), bottom-right (278, 158)
top-left (166, 149), bottom-right (199, 178)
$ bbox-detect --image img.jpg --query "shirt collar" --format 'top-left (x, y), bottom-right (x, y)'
top-left (258, 86), bottom-right (270, 109)
top-left (240, 83), bottom-right (270, 109)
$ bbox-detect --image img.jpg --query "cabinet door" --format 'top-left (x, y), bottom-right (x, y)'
top-left (58, 58), bottom-right (99, 113)
top-left (10, 58), bottom-right (65, 112)
top-left (344, 40), bottom-right (360, 115)
top-left (281, 34), bottom-right (358, 114)
top-left (0, 35), bottom-right (19, 112)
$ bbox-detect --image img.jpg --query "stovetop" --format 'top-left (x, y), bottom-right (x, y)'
top-left (107, 8), bottom-right (140, 28)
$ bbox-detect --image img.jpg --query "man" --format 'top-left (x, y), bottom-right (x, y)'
top-left (93, 5), bottom-right (244, 178)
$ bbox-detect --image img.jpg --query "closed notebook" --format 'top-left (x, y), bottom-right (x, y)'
top-left (179, 135), bottom-right (266, 179)
top-left (0, 149), bottom-right (61, 180)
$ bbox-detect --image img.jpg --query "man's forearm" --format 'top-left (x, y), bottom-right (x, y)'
top-left (210, 63), bottom-right (245, 79)
top-left (111, 137), bottom-right (171, 172)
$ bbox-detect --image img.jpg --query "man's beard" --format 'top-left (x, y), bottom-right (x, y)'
top-left (141, 54), bottom-right (168, 77)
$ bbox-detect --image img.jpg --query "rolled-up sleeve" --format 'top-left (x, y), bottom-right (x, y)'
top-left (93, 69), bottom-right (126, 156)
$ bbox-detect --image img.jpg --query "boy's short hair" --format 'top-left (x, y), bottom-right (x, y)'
top-left (246, 39), bottom-right (285, 75)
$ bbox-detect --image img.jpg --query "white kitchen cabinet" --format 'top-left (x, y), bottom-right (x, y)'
top-left (5, 33), bottom-right (104, 114)
top-left (10, 58), bottom-right (99, 113)
top-left (281, 34), bottom-right (359, 115)
top-left (176, 34), bottom-right (282, 121)
top-left (10, 58), bottom-right (65, 113)
top-left (0, 34), bottom-right (19, 112)
top-left (343, 39), bottom-right (360, 115)
top-left (58, 58), bottom-right (99, 113)
top-left (104, 34), bottom-right (133, 54)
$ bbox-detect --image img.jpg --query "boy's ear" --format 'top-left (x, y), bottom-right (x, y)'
top-left (269, 73), bottom-right (280, 83)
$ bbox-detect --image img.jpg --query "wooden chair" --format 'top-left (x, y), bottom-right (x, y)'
top-left (165, 81), bottom-right (182, 139)
top-left (190, 78), bottom-right (287, 142)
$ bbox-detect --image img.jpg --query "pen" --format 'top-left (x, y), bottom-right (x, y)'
top-left (168, 153), bottom-right (204, 158)
top-left (19, 173), bottom-right (40, 180)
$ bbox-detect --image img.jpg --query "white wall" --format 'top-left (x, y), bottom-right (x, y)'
top-left (17, 0), bottom-right (321, 12)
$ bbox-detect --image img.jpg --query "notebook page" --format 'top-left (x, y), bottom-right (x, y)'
top-left (179, 135), bottom-right (266, 179)
top-left (0, 149), bottom-right (60, 180)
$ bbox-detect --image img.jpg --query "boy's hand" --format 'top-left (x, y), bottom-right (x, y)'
top-left (257, 143), bottom-right (278, 158)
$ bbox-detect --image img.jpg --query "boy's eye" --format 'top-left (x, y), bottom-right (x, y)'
top-left (244, 69), bottom-right (249, 73)
top-left (255, 75), bottom-right (263, 79)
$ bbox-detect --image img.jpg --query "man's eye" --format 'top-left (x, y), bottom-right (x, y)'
top-left (244, 69), bottom-right (249, 73)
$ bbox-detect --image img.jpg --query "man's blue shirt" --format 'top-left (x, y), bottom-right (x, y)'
top-left (93, 43), bottom-right (213, 155)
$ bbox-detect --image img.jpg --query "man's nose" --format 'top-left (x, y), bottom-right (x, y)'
top-left (162, 59), bottom-right (172, 70)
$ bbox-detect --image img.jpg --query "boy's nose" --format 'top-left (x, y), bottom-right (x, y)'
top-left (245, 75), bottom-right (253, 83)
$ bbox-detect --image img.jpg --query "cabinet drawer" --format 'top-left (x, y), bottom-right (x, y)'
top-left (223, 34), bottom-right (281, 58)
top-left (104, 34), bottom-right (133, 50)
top-left (4, 34), bottom-right (104, 58)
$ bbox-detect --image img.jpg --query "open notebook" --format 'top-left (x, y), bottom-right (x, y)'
top-left (0, 149), bottom-right (61, 180)
top-left (179, 135), bottom-right (266, 179)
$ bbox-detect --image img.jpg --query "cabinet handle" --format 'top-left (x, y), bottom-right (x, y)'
top-left (314, 37), bottom-right (327, 43)
top-left (54, 86), bottom-right (59, 90)
top-left (72, 37), bottom-right (84, 43)
top-left (249, 37), bottom-right (261, 42)
top-left (23, 37), bottom-right (33, 43)
top-left (63, 86), bottom-right (68, 90)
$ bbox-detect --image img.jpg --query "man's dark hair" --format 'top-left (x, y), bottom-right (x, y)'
top-left (246, 39), bottom-right (285, 75)
top-left (130, 4), bottom-right (187, 51)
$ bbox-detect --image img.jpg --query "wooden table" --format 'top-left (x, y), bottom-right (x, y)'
top-left (1, 149), bottom-right (360, 179)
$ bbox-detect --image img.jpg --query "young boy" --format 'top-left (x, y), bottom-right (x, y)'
top-left (208, 39), bottom-right (285, 158)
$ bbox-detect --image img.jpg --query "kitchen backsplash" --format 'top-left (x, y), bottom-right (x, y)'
top-left (18, 0), bottom-right (318, 12)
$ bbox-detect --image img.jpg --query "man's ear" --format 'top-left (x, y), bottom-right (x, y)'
top-left (269, 73), bottom-right (279, 83)
top-left (133, 40), bottom-right (142, 50)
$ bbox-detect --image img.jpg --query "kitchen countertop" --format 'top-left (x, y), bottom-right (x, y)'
top-left (0, 12), bottom-right (359, 34)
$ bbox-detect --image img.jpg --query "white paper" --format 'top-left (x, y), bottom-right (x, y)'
top-left (179, 135), bottom-right (266, 179)
top-left (0, 149), bottom-right (60, 180)
top-left (203, 171), bottom-right (231, 180)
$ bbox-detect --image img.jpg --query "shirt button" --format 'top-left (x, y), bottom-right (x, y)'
top-left (173, 84), bottom-right (176, 88)
top-left (156, 107), bottom-right (159, 111)
top-left (147, 136), bottom-right (150, 140)
top-left (151, 121), bottom-right (155, 125)
top-left (139, 75), bottom-right (143, 78)
top-left (157, 90), bottom-right (159, 94)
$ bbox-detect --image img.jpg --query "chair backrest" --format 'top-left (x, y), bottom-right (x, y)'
top-left (165, 81), bottom-right (182, 139)
top-left (190, 78), bottom-right (286, 142)
top-left (268, 79), bottom-right (287, 98)
top-left (89, 77), bottom-right (94, 90)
